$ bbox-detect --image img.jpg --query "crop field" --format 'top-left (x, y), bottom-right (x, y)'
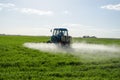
top-left (0, 35), bottom-right (120, 80)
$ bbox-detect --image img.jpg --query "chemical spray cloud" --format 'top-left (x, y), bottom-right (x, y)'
top-left (23, 43), bottom-right (120, 61)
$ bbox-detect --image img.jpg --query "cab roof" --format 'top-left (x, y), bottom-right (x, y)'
top-left (54, 28), bottom-right (68, 31)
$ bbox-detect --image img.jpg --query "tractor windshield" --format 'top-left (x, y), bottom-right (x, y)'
top-left (53, 29), bottom-right (68, 36)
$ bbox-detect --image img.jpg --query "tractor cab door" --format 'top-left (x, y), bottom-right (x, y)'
top-left (53, 29), bottom-right (59, 36)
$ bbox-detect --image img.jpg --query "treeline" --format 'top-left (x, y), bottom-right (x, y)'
top-left (83, 35), bottom-right (97, 38)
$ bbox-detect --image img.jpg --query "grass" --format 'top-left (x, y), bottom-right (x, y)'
top-left (0, 35), bottom-right (120, 80)
top-left (73, 38), bottom-right (120, 45)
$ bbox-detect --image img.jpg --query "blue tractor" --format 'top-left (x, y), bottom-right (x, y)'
top-left (48, 28), bottom-right (72, 46)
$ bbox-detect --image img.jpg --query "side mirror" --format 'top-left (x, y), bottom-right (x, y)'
top-left (50, 29), bottom-right (52, 32)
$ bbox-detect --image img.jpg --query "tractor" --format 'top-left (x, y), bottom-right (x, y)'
top-left (47, 28), bottom-right (72, 47)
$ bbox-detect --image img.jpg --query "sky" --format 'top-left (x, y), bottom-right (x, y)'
top-left (0, 0), bottom-right (120, 38)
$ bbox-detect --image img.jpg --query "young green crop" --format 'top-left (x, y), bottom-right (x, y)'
top-left (0, 35), bottom-right (120, 80)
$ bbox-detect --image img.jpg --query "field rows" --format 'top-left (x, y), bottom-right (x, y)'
top-left (0, 36), bottom-right (120, 80)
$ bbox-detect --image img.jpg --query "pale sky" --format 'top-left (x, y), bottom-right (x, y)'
top-left (0, 0), bottom-right (120, 38)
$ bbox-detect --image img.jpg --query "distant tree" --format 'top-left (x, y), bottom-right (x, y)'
top-left (83, 36), bottom-right (90, 38)
top-left (83, 35), bottom-right (97, 38)
top-left (0, 34), bottom-right (5, 36)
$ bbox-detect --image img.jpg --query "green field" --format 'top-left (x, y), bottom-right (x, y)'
top-left (0, 36), bottom-right (120, 80)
